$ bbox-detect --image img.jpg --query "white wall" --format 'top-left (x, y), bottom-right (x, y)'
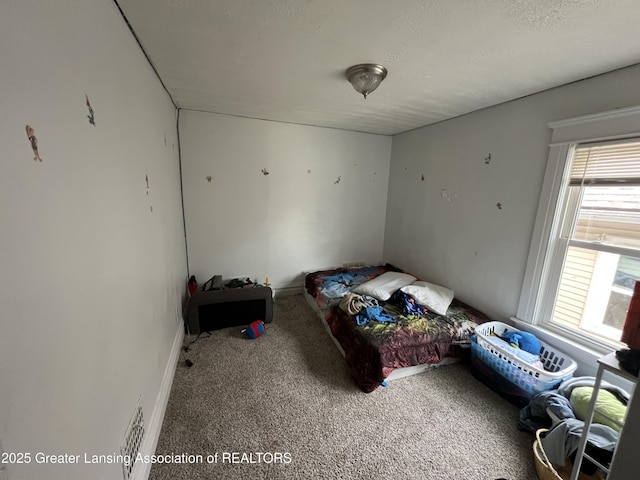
top-left (179, 110), bottom-right (392, 289)
top-left (0, 2), bottom-right (187, 479)
top-left (384, 66), bottom-right (640, 480)
top-left (384, 64), bottom-right (640, 322)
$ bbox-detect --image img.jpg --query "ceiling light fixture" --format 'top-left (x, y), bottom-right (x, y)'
top-left (345, 64), bottom-right (388, 99)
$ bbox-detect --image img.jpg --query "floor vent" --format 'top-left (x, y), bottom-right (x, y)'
top-left (121, 399), bottom-right (145, 480)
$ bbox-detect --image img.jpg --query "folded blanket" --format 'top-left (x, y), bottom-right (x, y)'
top-left (484, 335), bottom-right (541, 366)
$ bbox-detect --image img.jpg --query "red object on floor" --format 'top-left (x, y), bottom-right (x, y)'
top-left (245, 320), bottom-right (265, 339)
top-left (621, 281), bottom-right (640, 349)
top-left (187, 276), bottom-right (198, 296)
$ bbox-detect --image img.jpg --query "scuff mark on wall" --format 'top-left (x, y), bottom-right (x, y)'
top-left (0, 438), bottom-right (7, 479)
top-left (484, 154), bottom-right (492, 164)
top-left (441, 189), bottom-right (457, 203)
top-left (261, 168), bottom-right (270, 176)
top-left (146, 175), bottom-right (153, 212)
top-left (334, 176), bottom-right (341, 184)
top-left (25, 125), bottom-right (42, 162)
top-left (421, 174), bottom-right (424, 181)
top-left (206, 176), bottom-right (212, 182)
top-left (496, 202), bottom-right (503, 209)
top-left (307, 169), bottom-right (311, 174)
top-left (85, 95), bottom-right (95, 126)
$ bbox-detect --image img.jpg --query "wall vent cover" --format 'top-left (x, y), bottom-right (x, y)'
top-left (341, 261), bottom-right (366, 268)
top-left (120, 398), bottom-right (145, 480)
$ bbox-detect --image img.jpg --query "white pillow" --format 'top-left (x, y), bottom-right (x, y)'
top-left (353, 271), bottom-right (416, 301)
top-left (400, 281), bottom-right (454, 315)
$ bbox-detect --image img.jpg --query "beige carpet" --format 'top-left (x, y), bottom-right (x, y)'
top-left (148, 294), bottom-right (538, 480)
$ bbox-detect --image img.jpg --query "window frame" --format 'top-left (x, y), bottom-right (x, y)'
top-left (516, 105), bottom-right (640, 353)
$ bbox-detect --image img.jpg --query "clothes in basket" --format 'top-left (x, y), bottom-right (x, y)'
top-left (470, 321), bottom-right (577, 407)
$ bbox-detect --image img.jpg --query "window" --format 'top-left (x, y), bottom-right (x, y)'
top-left (545, 141), bottom-right (640, 344)
top-left (517, 106), bottom-right (640, 351)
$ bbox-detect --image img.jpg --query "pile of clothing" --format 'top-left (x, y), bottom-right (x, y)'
top-left (486, 330), bottom-right (544, 369)
top-left (319, 267), bottom-right (383, 305)
top-left (519, 377), bottom-right (630, 474)
top-left (338, 293), bottom-right (396, 325)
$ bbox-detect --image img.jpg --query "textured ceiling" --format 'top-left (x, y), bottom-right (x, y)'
top-left (116, 0), bottom-right (640, 135)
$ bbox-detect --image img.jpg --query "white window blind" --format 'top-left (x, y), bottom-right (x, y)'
top-left (570, 140), bottom-right (640, 185)
top-left (566, 140), bottom-right (640, 251)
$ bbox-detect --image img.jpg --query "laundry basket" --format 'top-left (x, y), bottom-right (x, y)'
top-left (533, 429), bottom-right (604, 480)
top-left (471, 321), bottom-right (577, 406)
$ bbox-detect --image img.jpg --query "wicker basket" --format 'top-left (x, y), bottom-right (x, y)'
top-left (533, 429), bottom-right (604, 480)
top-left (533, 429), bottom-right (563, 480)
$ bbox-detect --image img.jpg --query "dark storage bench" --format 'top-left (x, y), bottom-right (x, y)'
top-left (185, 286), bottom-right (273, 334)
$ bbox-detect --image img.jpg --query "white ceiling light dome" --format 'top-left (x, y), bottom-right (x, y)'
top-left (345, 64), bottom-right (388, 99)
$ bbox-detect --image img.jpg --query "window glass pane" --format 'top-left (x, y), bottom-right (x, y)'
top-left (571, 185), bottom-right (640, 249)
top-left (551, 247), bottom-right (639, 342)
top-left (552, 246), bottom-right (595, 330)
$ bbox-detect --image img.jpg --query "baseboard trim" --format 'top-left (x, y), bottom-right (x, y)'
top-left (274, 284), bottom-right (303, 297)
top-left (133, 321), bottom-right (184, 480)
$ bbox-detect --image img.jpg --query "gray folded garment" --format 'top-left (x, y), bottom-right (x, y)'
top-left (540, 418), bottom-right (618, 467)
top-left (339, 293), bottom-right (379, 315)
top-left (518, 391), bottom-right (576, 433)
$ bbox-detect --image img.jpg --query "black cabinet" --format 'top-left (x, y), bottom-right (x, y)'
top-left (185, 286), bottom-right (273, 334)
